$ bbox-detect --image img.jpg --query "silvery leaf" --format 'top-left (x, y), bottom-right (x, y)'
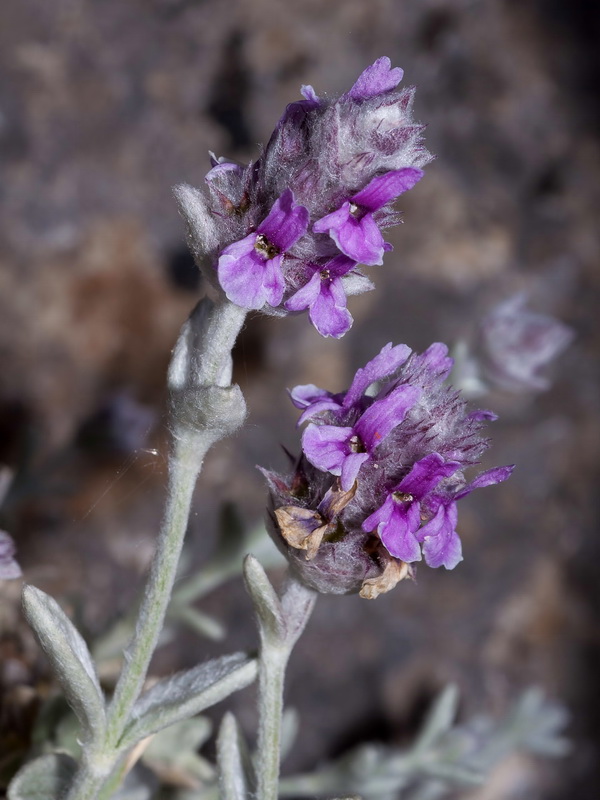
top-left (243, 555), bottom-right (285, 644)
top-left (217, 712), bottom-right (256, 800)
top-left (414, 685), bottom-right (459, 752)
top-left (142, 718), bottom-right (215, 787)
top-left (7, 753), bottom-right (77, 800)
top-left (22, 585), bottom-right (105, 739)
top-left (120, 652), bottom-right (257, 749)
top-left (170, 604), bottom-right (226, 641)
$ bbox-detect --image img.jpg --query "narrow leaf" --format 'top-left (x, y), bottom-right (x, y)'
top-left (414, 685), bottom-right (459, 752)
top-left (120, 652), bottom-right (257, 749)
top-left (170, 604), bottom-right (226, 641)
top-left (142, 718), bottom-right (215, 787)
top-left (22, 585), bottom-right (105, 737)
top-left (243, 555), bottom-right (285, 643)
top-left (8, 753), bottom-right (77, 800)
top-left (217, 712), bottom-right (256, 800)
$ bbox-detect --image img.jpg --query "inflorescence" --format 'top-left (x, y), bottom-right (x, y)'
top-left (262, 343), bottom-right (513, 598)
top-left (177, 57), bottom-right (431, 338)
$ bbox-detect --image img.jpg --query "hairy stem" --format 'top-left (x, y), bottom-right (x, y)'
top-left (257, 644), bottom-right (288, 800)
top-left (255, 577), bottom-right (316, 800)
top-left (104, 432), bottom-right (207, 745)
top-left (65, 297), bottom-right (247, 800)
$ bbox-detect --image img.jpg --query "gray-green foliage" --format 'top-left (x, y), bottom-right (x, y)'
top-left (277, 686), bottom-right (569, 800)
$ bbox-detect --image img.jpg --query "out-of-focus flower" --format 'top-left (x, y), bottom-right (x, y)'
top-left (262, 343), bottom-right (512, 597)
top-left (175, 57), bottom-right (431, 336)
top-left (479, 294), bottom-right (574, 393)
top-left (0, 530), bottom-right (21, 580)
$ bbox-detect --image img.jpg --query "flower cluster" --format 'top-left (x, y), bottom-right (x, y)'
top-left (478, 294), bottom-right (574, 392)
top-left (262, 343), bottom-right (513, 598)
top-left (176, 58), bottom-right (431, 338)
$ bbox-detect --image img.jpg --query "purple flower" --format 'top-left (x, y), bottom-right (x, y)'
top-left (479, 294), bottom-right (574, 392)
top-left (175, 57), bottom-right (431, 334)
top-left (262, 341), bottom-right (514, 595)
top-left (302, 384), bottom-right (420, 490)
top-left (217, 189), bottom-right (309, 310)
top-left (285, 255), bottom-right (357, 338)
top-left (289, 341), bottom-right (412, 425)
top-left (417, 465), bottom-right (514, 568)
top-left (0, 530), bottom-right (21, 580)
top-left (313, 169), bottom-right (423, 265)
top-left (363, 453), bottom-right (461, 564)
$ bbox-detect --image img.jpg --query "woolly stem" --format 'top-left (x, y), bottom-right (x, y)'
top-left (65, 298), bottom-right (247, 800)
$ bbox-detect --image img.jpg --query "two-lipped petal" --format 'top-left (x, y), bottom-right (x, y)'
top-left (217, 189), bottom-right (309, 310)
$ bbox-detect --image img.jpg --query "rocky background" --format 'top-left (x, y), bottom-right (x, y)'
top-left (0, 0), bottom-right (598, 797)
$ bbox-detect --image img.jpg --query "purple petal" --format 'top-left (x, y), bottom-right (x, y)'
top-left (285, 272), bottom-right (322, 312)
top-left (218, 237), bottom-right (270, 310)
top-left (414, 342), bottom-right (454, 380)
top-left (340, 451), bottom-right (370, 490)
top-left (289, 384), bottom-right (342, 425)
top-left (313, 203), bottom-right (352, 236)
top-left (300, 85), bottom-right (321, 105)
top-left (346, 57), bottom-right (404, 101)
top-left (379, 502), bottom-right (422, 562)
top-left (326, 254), bottom-right (359, 278)
top-left (309, 278), bottom-right (353, 339)
top-left (302, 424), bottom-right (354, 475)
top-left (205, 160), bottom-right (243, 181)
top-left (454, 465), bottom-right (515, 500)
top-left (355, 385), bottom-right (420, 451)
top-left (314, 205), bottom-right (385, 266)
top-left (362, 493), bottom-right (395, 532)
top-left (419, 502), bottom-right (463, 569)
top-left (258, 189), bottom-right (309, 252)
top-left (338, 213), bottom-right (385, 266)
top-left (289, 383), bottom-right (332, 410)
top-left (398, 453), bottom-right (461, 499)
top-left (263, 254), bottom-right (285, 307)
top-left (344, 343), bottom-right (412, 408)
top-left (351, 168), bottom-right (424, 211)
top-left (468, 409), bottom-right (498, 422)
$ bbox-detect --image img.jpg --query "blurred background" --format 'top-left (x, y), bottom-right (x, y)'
top-left (0, 0), bottom-right (598, 797)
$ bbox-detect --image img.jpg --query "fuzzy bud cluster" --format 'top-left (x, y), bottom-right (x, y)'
top-left (175, 58), bottom-right (431, 338)
top-left (262, 343), bottom-right (513, 598)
